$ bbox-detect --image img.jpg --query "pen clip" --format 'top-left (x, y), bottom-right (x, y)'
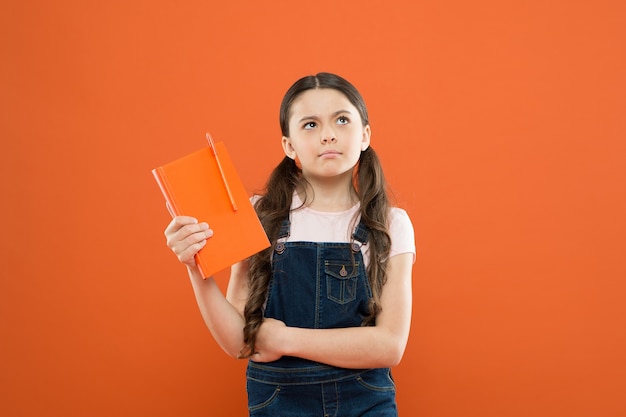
top-left (206, 132), bottom-right (238, 212)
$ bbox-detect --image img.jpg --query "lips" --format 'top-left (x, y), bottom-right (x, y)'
top-left (319, 150), bottom-right (341, 157)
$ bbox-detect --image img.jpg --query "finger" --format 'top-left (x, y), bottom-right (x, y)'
top-left (169, 224), bottom-right (213, 263)
top-left (166, 219), bottom-right (207, 244)
top-left (176, 238), bottom-right (208, 265)
top-left (179, 224), bottom-right (213, 249)
top-left (164, 216), bottom-right (198, 238)
top-left (166, 215), bottom-right (198, 232)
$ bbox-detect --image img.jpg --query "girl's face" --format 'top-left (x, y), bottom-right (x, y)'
top-left (282, 88), bottom-right (370, 182)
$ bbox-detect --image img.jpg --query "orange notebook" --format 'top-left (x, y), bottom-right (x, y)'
top-left (152, 140), bottom-right (270, 278)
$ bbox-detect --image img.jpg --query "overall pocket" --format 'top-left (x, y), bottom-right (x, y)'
top-left (325, 260), bottom-right (360, 305)
top-left (247, 379), bottom-right (282, 413)
top-left (356, 368), bottom-right (396, 393)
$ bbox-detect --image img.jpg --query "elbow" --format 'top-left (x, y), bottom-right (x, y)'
top-left (218, 341), bottom-right (246, 360)
top-left (225, 349), bottom-right (241, 360)
top-left (375, 339), bottom-right (406, 368)
top-left (385, 328), bottom-right (409, 367)
top-left (386, 344), bottom-right (406, 367)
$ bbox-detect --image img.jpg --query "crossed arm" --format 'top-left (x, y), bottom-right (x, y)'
top-left (167, 216), bottom-right (413, 369)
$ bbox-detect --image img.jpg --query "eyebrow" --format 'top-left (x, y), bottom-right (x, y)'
top-left (297, 109), bottom-right (354, 124)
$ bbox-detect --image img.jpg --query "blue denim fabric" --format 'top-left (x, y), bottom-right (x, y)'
top-left (247, 366), bottom-right (397, 416)
top-left (246, 219), bottom-right (398, 416)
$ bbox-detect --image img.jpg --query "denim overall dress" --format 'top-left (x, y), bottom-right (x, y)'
top-left (246, 218), bottom-right (398, 417)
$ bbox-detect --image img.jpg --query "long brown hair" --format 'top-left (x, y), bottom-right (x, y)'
top-left (240, 73), bottom-right (391, 358)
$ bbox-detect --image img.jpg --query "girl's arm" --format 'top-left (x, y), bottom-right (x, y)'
top-left (252, 252), bottom-right (414, 369)
top-left (165, 216), bottom-right (249, 358)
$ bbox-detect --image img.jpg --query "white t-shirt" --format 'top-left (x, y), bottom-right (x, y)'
top-left (258, 193), bottom-right (416, 267)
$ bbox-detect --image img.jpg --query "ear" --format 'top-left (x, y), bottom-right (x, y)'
top-left (282, 136), bottom-right (297, 159)
top-left (361, 125), bottom-right (371, 151)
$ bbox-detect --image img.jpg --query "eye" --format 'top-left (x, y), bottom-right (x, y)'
top-left (303, 121), bottom-right (317, 130)
top-left (337, 116), bottom-right (350, 125)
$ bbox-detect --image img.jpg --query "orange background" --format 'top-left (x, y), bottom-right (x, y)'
top-left (1, 1), bottom-right (625, 416)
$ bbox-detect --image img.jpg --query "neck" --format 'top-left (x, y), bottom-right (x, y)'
top-left (298, 173), bottom-right (358, 212)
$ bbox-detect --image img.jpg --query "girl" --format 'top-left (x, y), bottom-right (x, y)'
top-left (165, 72), bottom-right (415, 416)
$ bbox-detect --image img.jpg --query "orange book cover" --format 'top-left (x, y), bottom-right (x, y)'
top-left (152, 141), bottom-right (270, 278)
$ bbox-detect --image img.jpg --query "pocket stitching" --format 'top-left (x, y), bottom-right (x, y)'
top-left (356, 375), bottom-right (396, 393)
top-left (248, 385), bottom-right (281, 412)
top-left (325, 261), bottom-right (359, 305)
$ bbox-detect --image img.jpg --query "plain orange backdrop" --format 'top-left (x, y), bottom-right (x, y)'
top-left (1, 1), bottom-right (625, 416)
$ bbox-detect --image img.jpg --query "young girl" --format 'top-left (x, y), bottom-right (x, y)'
top-left (165, 72), bottom-right (415, 416)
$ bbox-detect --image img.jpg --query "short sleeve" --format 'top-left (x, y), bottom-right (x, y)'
top-left (388, 207), bottom-right (416, 263)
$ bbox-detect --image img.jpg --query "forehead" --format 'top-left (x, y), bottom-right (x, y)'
top-left (289, 88), bottom-right (357, 120)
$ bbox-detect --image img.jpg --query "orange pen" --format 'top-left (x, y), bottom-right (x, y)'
top-left (206, 132), bottom-right (238, 212)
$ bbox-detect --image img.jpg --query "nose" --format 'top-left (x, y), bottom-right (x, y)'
top-left (320, 128), bottom-right (337, 144)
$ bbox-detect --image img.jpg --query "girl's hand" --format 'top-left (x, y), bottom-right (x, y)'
top-left (164, 216), bottom-right (213, 267)
top-left (250, 318), bottom-right (288, 363)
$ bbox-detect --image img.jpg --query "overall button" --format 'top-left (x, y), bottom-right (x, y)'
top-left (275, 242), bottom-right (285, 254)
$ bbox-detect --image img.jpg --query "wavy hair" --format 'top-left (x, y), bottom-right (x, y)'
top-left (240, 73), bottom-right (391, 358)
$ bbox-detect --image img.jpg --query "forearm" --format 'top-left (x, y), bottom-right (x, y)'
top-left (275, 253), bottom-right (414, 369)
top-left (186, 265), bottom-right (245, 358)
top-left (280, 325), bottom-right (407, 369)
